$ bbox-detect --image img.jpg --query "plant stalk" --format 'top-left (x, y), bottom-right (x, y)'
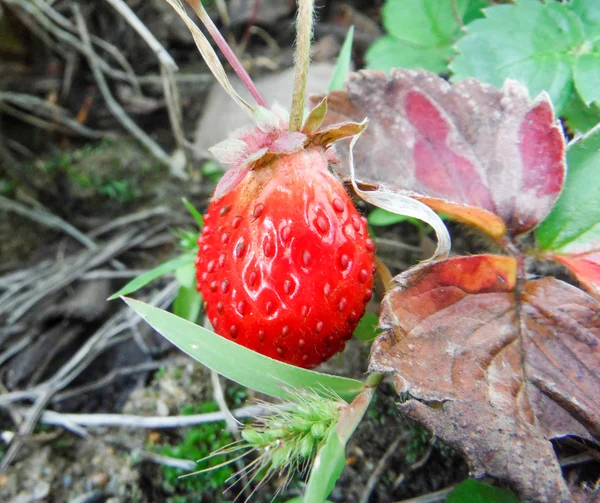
top-left (289, 0), bottom-right (315, 132)
top-left (186, 0), bottom-right (268, 108)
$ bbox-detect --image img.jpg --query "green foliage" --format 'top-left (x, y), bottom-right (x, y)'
top-left (157, 401), bottom-right (233, 501)
top-left (446, 479), bottom-right (519, 503)
top-left (405, 425), bottom-right (430, 464)
top-left (366, 0), bottom-right (486, 74)
top-left (451, 0), bottom-right (600, 114)
top-left (34, 140), bottom-right (150, 202)
top-left (201, 160), bottom-right (224, 184)
top-left (182, 197), bottom-right (205, 228)
top-left (368, 208), bottom-right (424, 228)
top-left (353, 312), bottom-right (379, 342)
top-left (563, 91), bottom-right (600, 134)
top-left (123, 297), bottom-right (364, 402)
top-left (536, 127), bottom-right (600, 252)
top-left (109, 253), bottom-right (196, 300)
top-left (328, 26), bottom-right (354, 92)
top-left (173, 262), bottom-right (202, 323)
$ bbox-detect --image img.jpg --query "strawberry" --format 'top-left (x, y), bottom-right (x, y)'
top-left (195, 102), bottom-right (375, 368)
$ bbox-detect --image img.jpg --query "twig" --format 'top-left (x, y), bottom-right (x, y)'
top-left (393, 484), bottom-right (459, 503)
top-left (88, 205), bottom-right (169, 237)
top-left (82, 269), bottom-right (149, 280)
top-left (392, 440), bottom-right (434, 489)
top-left (0, 100), bottom-right (112, 140)
top-left (51, 362), bottom-right (164, 403)
top-left (103, 0), bottom-right (177, 71)
top-left (211, 370), bottom-right (239, 433)
top-left (72, 5), bottom-right (172, 166)
top-left (0, 194), bottom-right (97, 250)
top-left (28, 405), bottom-right (266, 429)
top-left (0, 336), bottom-right (31, 367)
top-left (359, 437), bottom-right (401, 503)
top-left (5, 0), bottom-right (141, 90)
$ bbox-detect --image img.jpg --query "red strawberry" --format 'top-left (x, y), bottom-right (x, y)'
top-left (195, 103), bottom-right (375, 368)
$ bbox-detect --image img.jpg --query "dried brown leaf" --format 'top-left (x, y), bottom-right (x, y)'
top-left (370, 255), bottom-right (600, 502)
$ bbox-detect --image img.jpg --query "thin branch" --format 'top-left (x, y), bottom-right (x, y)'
top-left (103, 0), bottom-right (178, 71)
top-left (72, 5), bottom-right (172, 166)
top-left (393, 484), bottom-right (459, 503)
top-left (29, 405), bottom-right (266, 429)
top-left (0, 194), bottom-right (97, 250)
top-left (360, 437), bottom-right (401, 503)
top-left (211, 370), bottom-right (239, 433)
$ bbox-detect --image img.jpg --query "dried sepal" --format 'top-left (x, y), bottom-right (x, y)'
top-left (164, 0), bottom-right (254, 117)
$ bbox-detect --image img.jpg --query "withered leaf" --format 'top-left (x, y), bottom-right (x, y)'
top-left (370, 255), bottom-right (600, 502)
top-left (320, 69), bottom-right (566, 238)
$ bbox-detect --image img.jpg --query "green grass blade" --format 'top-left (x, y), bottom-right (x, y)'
top-left (123, 298), bottom-right (365, 402)
top-left (182, 197), bottom-right (205, 228)
top-left (328, 26), bottom-right (354, 92)
top-left (303, 430), bottom-right (346, 503)
top-left (108, 254), bottom-right (195, 300)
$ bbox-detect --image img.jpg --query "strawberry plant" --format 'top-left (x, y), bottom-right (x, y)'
top-left (111, 1), bottom-right (599, 502)
top-left (367, 0), bottom-right (600, 134)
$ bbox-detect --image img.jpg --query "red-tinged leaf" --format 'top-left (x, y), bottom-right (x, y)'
top-left (536, 128), bottom-right (600, 299)
top-left (319, 69), bottom-right (566, 238)
top-left (552, 254), bottom-right (600, 299)
top-left (370, 255), bottom-right (600, 502)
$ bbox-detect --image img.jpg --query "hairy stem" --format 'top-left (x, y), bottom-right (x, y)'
top-left (289, 0), bottom-right (315, 132)
top-left (186, 0), bottom-right (268, 108)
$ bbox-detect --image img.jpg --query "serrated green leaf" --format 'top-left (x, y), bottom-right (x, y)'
top-left (328, 26), bottom-right (354, 92)
top-left (536, 128), bottom-right (600, 252)
top-left (570, 0), bottom-right (600, 38)
top-left (452, 0), bottom-right (595, 113)
top-left (446, 479), bottom-right (519, 503)
top-left (302, 430), bottom-right (346, 503)
top-left (108, 253), bottom-right (195, 300)
top-left (562, 91), bottom-right (600, 134)
top-left (382, 0), bottom-right (466, 47)
top-left (366, 0), bottom-right (482, 74)
top-left (182, 197), bottom-right (204, 228)
top-left (574, 52), bottom-right (600, 105)
top-left (123, 298), bottom-right (365, 402)
top-left (366, 36), bottom-right (452, 74)
top-left (353, 312), bottom-right (379, 342)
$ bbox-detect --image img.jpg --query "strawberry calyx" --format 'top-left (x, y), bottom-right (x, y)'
top-left (210, 98), bottom-right (368, 200)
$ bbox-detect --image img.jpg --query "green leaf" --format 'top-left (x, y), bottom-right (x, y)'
top-left (574, 51), bottom-right (600, 106)
top-left (173, 263), bottom-right (202, 323)
top-left (562, 91), bottom-right (600, 134)
top-left (123, 298), bottom-right (365, 402)
top-left (446, 479), bottom-right (519, 503)
top-left (108, 254), bottom-right (195, 300)
top-left (182, 197), bottom-right (204, 228)
top-left (328, 26), bottom-right (354, 92)
top-left (366, 36), bottom-right (452, 75)
top-left (303, 385), bottom-right (376, 502)
top-left (366, 0), bottom-right (484, 74)
top-left (302, 430), bottom-right (346, 503)
top-left (536, 127), bottom-right (600, 252)
top-left (452, 0), bottom-right (597, 113)
top-left (353, 312), bottom-right (379, 342)
top-left (368, 208), bottom-right (424, 228)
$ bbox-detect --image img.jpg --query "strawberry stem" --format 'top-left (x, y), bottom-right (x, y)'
top-left (186, 0), bottom-right (268, 108)
top-left (289, 0), bottom-right (315, 132)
